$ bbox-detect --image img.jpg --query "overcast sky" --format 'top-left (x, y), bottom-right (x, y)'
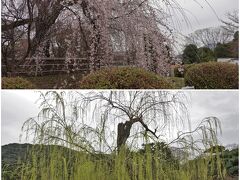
top-left (172, 0), bottom-right (239, 34)
top-left (169, 0), bottom-right (239, 52)
top-left (1, 90), bottom-right (239, 147)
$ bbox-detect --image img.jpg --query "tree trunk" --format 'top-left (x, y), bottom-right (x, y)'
top-left (117, 121), bottom-right (133, 150)
top-left (8, 29), bottom-right (16, 76)
top-left (117, 117), bottom-right (141, 150)
top-left (116, 116), bottom-right (158, 151)
top-left (29, 3), bottom-right (63, 57)
top-left (81, 0), bottom-right (102, 71)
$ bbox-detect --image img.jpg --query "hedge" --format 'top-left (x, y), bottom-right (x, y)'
top-left (184, 62), bottom-right (238, 89)
top-left (79, 67), bottom-right (173, 89)
top-left (2, 77), bottom-right (35, 89)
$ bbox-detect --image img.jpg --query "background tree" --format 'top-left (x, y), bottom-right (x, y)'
top-left (221, 10), bottom-right (239, 34)
top-left (197, 47), bottom-right (216, 62)
top-left (233, 31), bottom-right (239, 41)
top-left (214, 32), bottom-right (239, 58)
top-left (186, 27), bottom-right (232, 49)
top-left (204, 145), bottom-right (225, 153)
top-left (182, 44), bottom-right (199, 64)
top-left (229, 31), bottom-right (239, 58)
top-left (214, 43), bottom-right (232, 58)
top-left (185, 12), bottom-right (239, 61)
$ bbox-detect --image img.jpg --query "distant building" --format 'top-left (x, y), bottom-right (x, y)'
top-left (217, 58), bottom-right (239, 64)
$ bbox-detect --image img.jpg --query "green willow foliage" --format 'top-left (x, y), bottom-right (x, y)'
top-left (5, 143), bottom-right (226, 180)
top-left (5, 91), bottom-right (226, 180)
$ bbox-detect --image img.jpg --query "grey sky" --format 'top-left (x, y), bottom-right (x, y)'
top-left (189, 91), bottom-right (239, 145)
top-left (1, 90), bottom-right (39, 145)
top-left (169, 0), bottom-right (239, 52)
top-left (173, 0), bottom-right (239, 34)
top-left (1, 90), bottom-right (239, 146)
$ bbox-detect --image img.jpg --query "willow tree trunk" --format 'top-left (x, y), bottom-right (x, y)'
top-left (117, 121), bottom-right (133, 150)
top-left (117, 117), bottom-right (141, 150)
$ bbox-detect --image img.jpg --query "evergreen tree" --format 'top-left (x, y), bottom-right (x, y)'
top-left (182, 44), bottom-right (199, 64)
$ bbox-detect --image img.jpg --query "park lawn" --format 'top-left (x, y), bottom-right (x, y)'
top-left (166, 77), bottom-right (185, 89)
top-left (26, 73), bottom-right (85, 89)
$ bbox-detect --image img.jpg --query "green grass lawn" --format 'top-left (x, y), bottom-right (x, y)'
top-left (25, 72), bottom-right (85, 89)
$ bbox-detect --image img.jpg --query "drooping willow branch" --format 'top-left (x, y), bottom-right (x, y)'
top-left (166, 116), bottom-right (222, 155)
top-left (21, 91), bottom-right (222, 156)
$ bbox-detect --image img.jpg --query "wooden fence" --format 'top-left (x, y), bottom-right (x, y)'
top-left (2, 57), bottom-right (134, 76)
top-left (2, 58), bottom-right (90, 76)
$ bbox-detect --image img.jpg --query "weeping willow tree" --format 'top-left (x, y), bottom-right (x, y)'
top-left (13, 91), bottom-right (226, 180)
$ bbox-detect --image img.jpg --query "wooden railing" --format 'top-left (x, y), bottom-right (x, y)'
top-left (2, 57), bottom-right (134, 76)
top-left (2, 58), bottom-right (90, 76)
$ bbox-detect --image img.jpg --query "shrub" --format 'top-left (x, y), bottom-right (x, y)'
top-left (184, 62), bottom-right (239, 89)
top-left (2, 77), bottom-right (35, 89)
top-left (79, 67), bottom-right (173, 89)
top-left (228, 166), bottom-right (239, 176)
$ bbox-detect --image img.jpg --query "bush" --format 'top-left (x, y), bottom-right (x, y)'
top-left (2, 77), bottom-right (35, 89)
top-left (228, 166), bottom-right (239, 176)
top-left (79, 67), bottom-right (173, 89)
top-left (184, 62), bottom-right (239, 89)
